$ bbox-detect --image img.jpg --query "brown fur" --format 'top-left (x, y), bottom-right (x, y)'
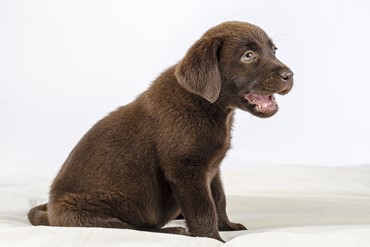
top-left (28, 21), bottom-right (293, 242)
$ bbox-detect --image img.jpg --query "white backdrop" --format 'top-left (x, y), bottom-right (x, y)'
top-left (1, 0), bottom-right (369, 176)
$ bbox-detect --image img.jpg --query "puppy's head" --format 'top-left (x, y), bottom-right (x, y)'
top-left (175, 21), bottom-right (294, 118)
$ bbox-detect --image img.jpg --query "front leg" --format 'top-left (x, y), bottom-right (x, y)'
top-left (169, 167), bottom-right (223, 242)
top-left (211, 170), bottom-right (247, 231)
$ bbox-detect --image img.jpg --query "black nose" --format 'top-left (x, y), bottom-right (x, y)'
top-left (278, 68), bottom-right (294, 82)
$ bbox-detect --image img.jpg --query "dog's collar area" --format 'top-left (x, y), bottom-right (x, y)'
top-left (244, 93), bottom-right (278, 113)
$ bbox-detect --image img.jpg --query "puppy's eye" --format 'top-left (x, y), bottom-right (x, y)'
top-left (241, 51), bottom-right (255, 63)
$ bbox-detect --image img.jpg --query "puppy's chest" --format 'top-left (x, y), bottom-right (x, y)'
top-left (209, 120), bottom-right (232, 151)
top-left (161, 108), bottom-right (234, 168)
top-left (198, 110), bottom-right (234, 161)
top-left (214, 109), bottom-right (233, 147)
top-left (210, 120), bottom-right (232, 159)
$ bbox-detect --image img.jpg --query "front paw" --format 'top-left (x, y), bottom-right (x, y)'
top-left (219, 222), bottom-right (247, 231)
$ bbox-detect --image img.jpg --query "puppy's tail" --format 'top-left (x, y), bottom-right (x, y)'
top-left (28, 203), bottom-right (50, 226)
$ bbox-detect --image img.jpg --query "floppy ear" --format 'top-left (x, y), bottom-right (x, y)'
top-left (175, 38), bottom-right (222, 103)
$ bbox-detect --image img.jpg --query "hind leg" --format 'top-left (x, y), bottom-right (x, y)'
top-left (49, 192), bottom-right (148, 229)
top-left (49, 196), bottom-right (137, 229)
top-left (48, 192), bottom-right (189, 235)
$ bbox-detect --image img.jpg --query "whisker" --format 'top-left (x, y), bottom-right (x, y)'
top-left (271, 29), bottom-right (289, 39)
top-left (215, 90), bottom-right (233, 106)
top-left (271, 31), bottom-right (289, 43)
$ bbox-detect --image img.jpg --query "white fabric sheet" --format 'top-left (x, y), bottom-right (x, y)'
top-left (1, 165), bottom-right (370, 246)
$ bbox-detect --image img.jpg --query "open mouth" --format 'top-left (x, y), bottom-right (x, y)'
top-left (244, 93), bottom-right (278, 114)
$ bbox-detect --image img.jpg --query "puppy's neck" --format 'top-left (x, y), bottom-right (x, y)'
top-left (145, 66), bottom-right (235, 128)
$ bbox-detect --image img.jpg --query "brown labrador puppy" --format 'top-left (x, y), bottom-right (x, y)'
top-left (28, 21), bottom-right (293, 242)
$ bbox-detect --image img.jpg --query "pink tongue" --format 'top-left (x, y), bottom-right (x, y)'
top-left (253, 95), bottom-right (270, 103)
top-left (244, 93), bottom-right (278, 113)
top-left (245, 94), bottom-right (271, 104)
